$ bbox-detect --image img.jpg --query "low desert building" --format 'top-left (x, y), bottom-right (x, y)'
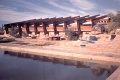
top-left (3, 15), bottom-right (110, 39)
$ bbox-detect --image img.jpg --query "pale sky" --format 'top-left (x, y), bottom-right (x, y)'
top-left (0, 0), bottom-right (120, 27)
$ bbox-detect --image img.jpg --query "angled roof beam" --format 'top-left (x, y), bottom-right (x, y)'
top-left (49, 17), bottom-right (63, 24)
top-left (72, 16), bottom-right (80, 19)
top-left (75, 15), bottom-right (90, 20)
top-left (42, 18), bottom-right (50, 22)
top-left (63, 16), bottom-right (72, 21)
top-left (93, 15), bottom-right (108, 20)
top-left (24, 19), bottom-right (36, 25)
top-left (85, 14), bottom-right (100, 20)
top-left (76, 15), bottom-right (90, 35)
top-left (49, 17), bottom-right (64, 35)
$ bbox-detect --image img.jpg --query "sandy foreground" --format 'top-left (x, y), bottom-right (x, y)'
top-left (0, 35), bottom-right (120, 66)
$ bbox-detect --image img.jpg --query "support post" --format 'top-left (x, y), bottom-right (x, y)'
top-left (18, 25), bottom-right (22, 37)
top-left (77, 21), bottom-right (82, 35)
top-left (2, 24), bottom-right (4, 31)
top-left (53, 22), bottom-right (59, 35)
top-left (26, 24), bottom-right (30, 34)
top-left (42, 23), bottom-right (49, 35)
top-left (92, 20), bottom-right (95, 27)
top-left (64, 21), bottom-right (68, 29)
top-left (11, 25), bottom-right (14, 31)
top-left (5, 26), bottom-right (9, 34)
top-left (34, 23), bottom-right (38, 35)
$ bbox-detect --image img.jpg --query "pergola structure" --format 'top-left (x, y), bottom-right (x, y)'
top-left (3, 14), bottom-right (109, 38)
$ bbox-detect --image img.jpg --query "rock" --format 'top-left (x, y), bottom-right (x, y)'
top-left (80, 44), bottom-right (86, 47)
top-left (0, 37), bottom-right (5, 40)
top-left (0, 37), bottom-right (15, 43)
top-left (92, 23), bottom-right (105, 33)
top-left (89, 36), bottom-right (97, 41)
top-left (115, 28), bottom-right (120, 35)
top-left (31, 36), bottom-right (37, 39)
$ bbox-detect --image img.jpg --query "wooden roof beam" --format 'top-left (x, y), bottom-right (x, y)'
top-left (63, 16), bottom-right (72, 21)
top-left (72, 16), bottom-right (80, 19)
top-left (93, 15), bottom-right (108, 20)
top-left (75, 15), bottom-right (90, 20)
top-left (85, 14), bottom-right (100, 20)
top-left (49, 17), bottom-right (63, 23)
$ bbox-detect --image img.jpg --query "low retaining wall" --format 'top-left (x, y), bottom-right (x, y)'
top-left (106, 67), bottom-right (120, 80)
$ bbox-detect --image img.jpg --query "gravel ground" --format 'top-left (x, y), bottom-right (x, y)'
top-left (0, 35), bottom-right (120, 66)
top-left (1, 35), bottom-right (120, 58)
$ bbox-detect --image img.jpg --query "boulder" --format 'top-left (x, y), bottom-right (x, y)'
top-left (92, 23), bottom-right (105, 34)
top-left (89, 36), bottom-right (97, 41)
top-left (115, 28), bottom-right (120, 35)
top-left (0, 37), bottom-right (15, 43)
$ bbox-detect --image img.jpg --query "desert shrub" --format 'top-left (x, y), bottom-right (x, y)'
top-left (107, 10), bottom-right (120, 34)
top-left (65, 28), bottom-right (79, 40)
top-left (22, 32), bottom-right (28, 37)
top-left (105, 22), bottom-right (119, 34)
top-left (9, 27), bottom-right (20, 38)
top-left (92, 23), bottom-right (105, 32)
